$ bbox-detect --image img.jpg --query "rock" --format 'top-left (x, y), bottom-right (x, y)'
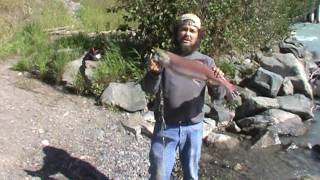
top-left (203, 121), bottom-right (214, 139)
top-left (41, 139), bottom-right (50, 146)
top-left (142, 111), bottom-right (155, 123)
top-left (79, 60), bottom-right (99, 88)
top-left (237, 109), bottom-right (307, 137)
top-left (208, 103), bottom-right (235, 124)
top-left (235, 96), bottom-right (280, 120)
top-left (251, 67), bottom-right (284, 97)
top-left (202, 104), bottom-right (211, 114)
top-left (120, 113), bottom-right (144, 136)
top-left (268, 118), bottom-right (307, 137)
top-left (226, 121), bottom-right (241, 133)
top-left (263, 109), bottom-right (306, 136)
top-left (279, 37), bottom-right (306, 58)
top-left (205, 132), bottom-right (240, 150)
top-left (312, 144), bottom-right (320, 155)
top-left (61, 58), bottom-right (83, 88)
top-left (257, 53), bottom-right (313, 98)
top-left (311, 79), bottom-right (320, 97)
top-left (251, 130), bottom-right (281, 149)
top-left (233, 163), bottom-right (248, 172)
top-left (282, 142), bottom-right (299, 151)
top-left (279, 77), bottom-right (294, 96)
top-left (238, 87), bottom-right (257, 101)
top-left (101, 82), bottom-right (147, 112)
top-left (203, 117), bottom-right (217, 128)
top-left (207, 85), bottom-right (227, 102)
top-left (141, 122), bottom-right (154, 138)
top-left (277, 94), bottom-right (313, 120)
top-left (299, 175), bottom-right (320, 180)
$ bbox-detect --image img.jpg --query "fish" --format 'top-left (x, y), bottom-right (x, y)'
top-left (152, 48), bottom-right (240, 99)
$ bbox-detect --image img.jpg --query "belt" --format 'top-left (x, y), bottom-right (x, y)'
top-left (177, 120), bottom-right (194, 126)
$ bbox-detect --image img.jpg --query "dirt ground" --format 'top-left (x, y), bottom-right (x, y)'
top-left (0, 58), bottom-right (150, 180)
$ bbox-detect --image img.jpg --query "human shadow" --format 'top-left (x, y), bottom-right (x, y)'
top-left (25, 146), bottom-right (109, 180)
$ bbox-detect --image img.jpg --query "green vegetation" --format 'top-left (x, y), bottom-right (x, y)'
top-left (0, 0), bottom-right (315, 98)
top-left (77, 0), bottom-right (124, 32)
top-left (111, 0), bottom-right (314, 56)
top-left (0, 0), bottom-right (140, 97)
top-left (90, 43), bottom-right (144, 96)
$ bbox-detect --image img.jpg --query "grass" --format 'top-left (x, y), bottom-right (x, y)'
top-left (90, 43), bottom-right (144, 96)
top-left (77, 0), bottom-right (125, 32)
top-left (0, 0), bottom-right (145, 99)
top-left (0, 0), bottom-right (76, 58)
top-left (0, 0), bottom-right (124, 58)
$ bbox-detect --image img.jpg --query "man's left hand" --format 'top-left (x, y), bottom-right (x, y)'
top-left (212, 67), bottom-right (224, 78)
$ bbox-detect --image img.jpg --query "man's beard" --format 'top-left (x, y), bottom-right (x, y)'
top-left (178, 41), bottom-right (199, 55)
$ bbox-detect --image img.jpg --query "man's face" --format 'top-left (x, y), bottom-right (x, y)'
top-left (177, 24), bottom-right (199, 54)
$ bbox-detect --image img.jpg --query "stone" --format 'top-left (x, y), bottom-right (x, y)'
top-left (277, 94), bottom-right (313, 120)
top-left (141, 122), bottom-right (154, 138)
top-left (279, 77), bottom-right (294, 96)
top-left (257, 53), bottom-right (313, 98)
top-left (61, 58), bottom-right (83, 88)
top-left (251, 67), bottom-right (284, 97)
top-left (205, 132), bottom-right (240, 150)
top-left (279, 37), bottom-right (306, 58)
top-left (251, 131), bottom-right (281, 149)
top-left (101, 82), bottom-right (147, 112)
top-left (142, 111), bottom-right (155, 123)
top-left (235, 96), bottom-right (280, 120)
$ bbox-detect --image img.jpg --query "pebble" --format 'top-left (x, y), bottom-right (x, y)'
top-left (41, 139), bottom-right (50, 146)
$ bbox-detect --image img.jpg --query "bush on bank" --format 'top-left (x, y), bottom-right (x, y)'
top-left (1, 0), bottom-right (142, 96)
top-left (110, 0), bottom-right (314, 56)
top-left (2, 0), bottom-right (315, 98)
top-left (12, 23), bottom-right (144, 96)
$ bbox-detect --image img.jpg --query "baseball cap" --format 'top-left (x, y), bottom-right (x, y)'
top-left (179, 13), bottom-right (201, 29)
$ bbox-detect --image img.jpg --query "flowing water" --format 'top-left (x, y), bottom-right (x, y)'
top-left (200, 23), bottom-right (320, 180)
top-left (292, 23), bottom-right (320, 55)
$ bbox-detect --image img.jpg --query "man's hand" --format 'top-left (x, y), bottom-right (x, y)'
top-left (212, 67), bottom-right (224, 78)
top-left (148, 58), bottom-right (162, 75)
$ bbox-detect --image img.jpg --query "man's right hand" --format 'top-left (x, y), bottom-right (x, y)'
top-left (148, 59), bottom-right (162, 75)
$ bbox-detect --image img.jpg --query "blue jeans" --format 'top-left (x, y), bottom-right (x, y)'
top-left (149, 121), bottom-right (203, 180)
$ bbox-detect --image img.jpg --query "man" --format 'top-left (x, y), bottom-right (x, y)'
top-left (142, 13), bottom-right (224, 180)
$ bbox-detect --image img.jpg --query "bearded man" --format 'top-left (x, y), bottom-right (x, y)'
top-left (142, 13), bottom-right (224, 180)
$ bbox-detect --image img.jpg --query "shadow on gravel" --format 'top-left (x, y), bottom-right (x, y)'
top-left (24, 146), bottom-right (109, 180)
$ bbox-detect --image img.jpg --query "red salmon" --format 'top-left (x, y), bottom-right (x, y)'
top-left (153, 48), bottom-right (239, 99)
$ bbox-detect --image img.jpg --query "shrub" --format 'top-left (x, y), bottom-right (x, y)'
top-left (110, 0), bottom-right (314, 56)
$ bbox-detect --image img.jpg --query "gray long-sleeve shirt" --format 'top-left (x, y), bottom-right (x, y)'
top-left (141, 50), bottom-right (215, 125)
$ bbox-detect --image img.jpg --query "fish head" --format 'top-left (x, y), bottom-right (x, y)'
top-left (152, 48), bottom-right (170, 66)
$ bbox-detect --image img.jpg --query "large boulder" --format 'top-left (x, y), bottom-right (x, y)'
top-left (263, 109), bottom-right (306, 136)
top-left (235, 96), bottom-right (280, 120)
top-left (251, 130), bottom-right (281, 149)
top-left (207, 102), bottom-right (235, 125)
top-left (276, 94), bottom-right (313, 120)
top-left (251, 67), bottom-right (284, 97)
top-left (61, 57), bottom-right (83, 88)
top-left (236, 108), bottom-right (306, 137)
top-left (257, 53), bottom-right (313, 98)
top-left (79, 60), bottom-right (99, 88)
top-left (205, 132), bottom-right (240, 150)
top-left (101, 82), bottom-right (147, 112)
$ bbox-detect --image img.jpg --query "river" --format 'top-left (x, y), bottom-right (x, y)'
top-left (200, 23), bottom-right (320, 180)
